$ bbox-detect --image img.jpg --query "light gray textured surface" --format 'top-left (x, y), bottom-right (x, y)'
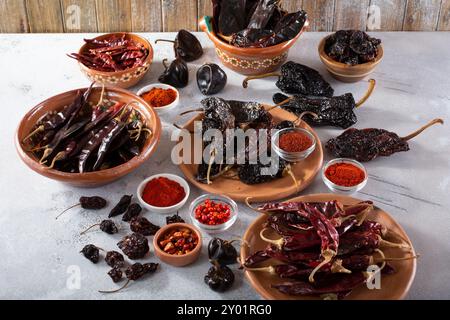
top-left (0, 32), bottom-right (449, 300)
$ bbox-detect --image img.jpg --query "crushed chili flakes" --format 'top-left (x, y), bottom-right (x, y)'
top-left (141, 87), bottom-right (177, 108)
top-left (279, 131), bottom-right (313, 153)
top-left (195, 199), bottom-right (231, 226)
top-left (159, 227), bottom-right (199, 255)
top-left (325, 162), bottom-right (366, 187)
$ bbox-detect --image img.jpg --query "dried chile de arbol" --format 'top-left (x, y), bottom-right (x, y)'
top-left (326, 119), bottom-right (444, 162)
top-left (155, 29), bottom-right (203, 62)
top-left (56, 196), bottom-right (107, 220)
top-left (158, 58), bottom-right (189, 88)
top-left (100, 263), bottom-right (159, 293)
top-left (109, 195), bottom-right (133, 218)
top-left (197, 63), bottom-right (228, 95)
top-left (208, 238), bottom-right (238, 266)
top-left (243, 61), bottom-right (334, 97)
top-left (80, 244), bottom-right (102, 264)
top-left (204, 262), bottom-right (235, 292)
top-left (117, 233), bottom-right (150, 260)
top-left (122, 203), bottom-right (142, 222)
top-left (105, 251), bottom-right (125, 269)
top-left (81, 219), bottom-right (119, 235)
top-left (130, 216), bottom-right (160, 236)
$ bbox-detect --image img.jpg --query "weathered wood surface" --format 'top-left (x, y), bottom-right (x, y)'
top-left (0, 0), bottom-right (448, 33)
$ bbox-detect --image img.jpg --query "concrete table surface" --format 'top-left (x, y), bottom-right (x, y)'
top-left (0, 32), bottom-right (449, 300)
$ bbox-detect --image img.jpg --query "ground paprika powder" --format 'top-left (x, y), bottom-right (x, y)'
top-left (142, 177), bottom-right (186, 207)
top-left (279, 131), bottom-right (313, 153)
top-left (141, 88), bottom-right (177, 108)
top-left (325, 163), bottom-right (365, 187)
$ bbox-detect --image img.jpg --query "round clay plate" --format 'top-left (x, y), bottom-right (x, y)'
top-left (178, 107), bottom-right (324, 203)
top-left (241, 194), bottom-right (417, 300)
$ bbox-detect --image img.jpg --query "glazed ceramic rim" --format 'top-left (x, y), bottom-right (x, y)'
top-left (137, 173), bottom-right (191, 212)
top-left (153, 223), bottom-right (203, 259)
top-left (189, 194), bottom-right (238, 232)
top-left (321, 158), bottom-right (368, 193)
top-left (136, 83), bottom-right (180, 114)
top-left (272, 128), bottom-right (317, 162)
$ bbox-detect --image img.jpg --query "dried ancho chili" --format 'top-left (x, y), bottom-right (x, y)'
top-left (140, 88), bottom-right (177, 108)
top-left (81, 219), bottom-right (119, 235)
top-left (122, 203), bottom-right (142, 222)
top-left (326, 119), bottom-right (444, 162)
top-left (155, 29), bottom-right (203, 62)
top-left (243, 62), bottom-right (334, 97)
top-left (205, 262), bottom-right (235, 292)
top-left (325, 30), bottom-right (381, 65)
top-left (56, 196), bottom-right (107, 220)
top-left (105, 251), bottom-right (125, 268)
top-left (325, 163), bottom-right (365, 187)
top-left (109, 195), bottom-right (133, 218)
top-left (100, 263), bottom-right (159, 293)
top-left (130, 216), bottom-right (160, 236)
top-left (208, 238), bottom-right (238, 266)
top-left (166, 212), bottom-right (185, 225)
top-left (117, 233), bottom-right (150, 260)
top-left (197, 63), bottom-right (228, 95)
top-left (159, 58), bottom-right (189, 88)
top-left (81, 244), bottom-right (102, 264)
top-left (142, 177), bottom-right (186, 208)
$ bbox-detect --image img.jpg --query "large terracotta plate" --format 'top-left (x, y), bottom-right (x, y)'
top-left (178, 107), bottom-right (324, 202)
top-left (241, 194), bottom-right (417, 300)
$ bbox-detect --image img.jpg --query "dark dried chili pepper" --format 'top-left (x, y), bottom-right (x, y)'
top-left (108, 268), bottom-right (123, 283)
top-left (130, 216), bottom-right (160, 236)
top-left (166, 212), bottom-right (185, 225)
top-left (109, 195), bottom-right (133, 218)
top-left (243, 61), bottom-right (334, 97)
top-left (122, 203), bottom-right (142, 222)
top-left (117, 233), bottom-right (150, 260)
top-left (155, 30), bottom-right (203, 62)
top-left (205, 262), bottom-right (235, 292)
top-left (197, 63), bottom-right (227, 95)
top-left (326, 119), bottom-right (444, 162)
top-left (212, 0), bottom-right (247, 36)
top-left (208, 238), bottom-right (238, 266)
top-left (100, 262), bottom-right (159, 293)
top-left (230, 29), bottom-right (275, 48)
top-left (80, 244), bottom-right (102, 264)
top-left (81, 220), bottom-right (118, 235)
top-left (247, 0), bottom-right (280, 29)
top-left (56, 196), bottom-right (107, 220)
top-left (158, 58), bottom-right (189, 88)
top-left (105, 251), bottom-right (125, 269)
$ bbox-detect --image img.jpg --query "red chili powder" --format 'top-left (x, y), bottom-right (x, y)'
top-left (325, 163), bottom-right (366, 187)
top-left (142, 177), bottom-right (186, 207)
top-left (279, 131), bottom-right (313, 153)
top-left (141, 88), bottom-right (177, 108)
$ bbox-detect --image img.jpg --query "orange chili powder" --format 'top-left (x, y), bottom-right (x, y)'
top-left (325, 163), bottom-right (365, 187)
top-left (279, 131), bottom-right (313, 153)
top-left (141, 88), bottom-right (177, 108)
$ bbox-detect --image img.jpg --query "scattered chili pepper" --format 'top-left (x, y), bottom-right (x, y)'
top-left (130, 216), bottom-right (160, 236)
top-left (326, 119), bottom-right (444, 162)
top-left (159, 227), bottom-right (199, 255)
top-left (155, 30), bottom-right (203, 62)
top-left (100, 263), bottom-right (159, 294)
top-left (80, 244), bottom-right (102, 264)
top-left (56, 196), bottom-right (107, 220)
top-left (80, 219), bottom-right (119, 235)
top-left (208, 238), bottom-right (238, 266)
top-left (204, 262), bottom-right (235, 292)
top-left (197, 63), bottom-right (227, 95)
top-left (166, 212), bottom-right (185, 225)
top-left (158, 58), bottom-right (189, 88)
top-left (278, 131), bottom-right (313, 153)
top-left (195, 199), bottom-right (231, 226)
top-left (142, 177), bottom-right (186, 208)
top-left (325, 163), bottom-right (366, 187)
top-left (109, 195), bottom-right (133, 218)
top-left (122, 203), bottom-right (142, 222)
top-left (108, 268), bottom-right (123, 283)
top-left (141, 87), bottom-right (177, 108)
top-left (105, 251), bottom-right (125, 269)
top-left (117, 233), bottom-right (150, 260)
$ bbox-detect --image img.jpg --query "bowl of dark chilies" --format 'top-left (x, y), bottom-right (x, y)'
top-left (199, 1), bottom-right (309, 76)
top-left (318, 30), bottom-right (383, 83)
top-left (16, 85), bottom-right (161, 187)
top-left (68, 32), bottom-right (154, 89)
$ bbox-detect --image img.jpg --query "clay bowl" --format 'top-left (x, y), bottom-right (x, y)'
top-left (178, 106), bottom-right (324, 203)
top-left (318, 35), bottom-right (383, 83)
top-left (199, 16), bottom-right (309, 76)
top-left (15, 86), bottom-right (161, 187)
top-left (153, 223), bottom-right (203, 267)
top-left (241, 194), bottom-right (417, 300)
top-left (77, 33), bottom-right (154, 89)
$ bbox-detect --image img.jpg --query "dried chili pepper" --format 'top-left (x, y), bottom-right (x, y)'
top-left (122, 203), bottom-right (142, 222)
top-left (326, 119), bottom-right (444, 162)
top-left (155, 30), bottom-right (203, 62)
top-left (247, 0), bottom-right (280, 29)
top-left (108, 268), bottom-right (123, 283)
top-left (117, 233), bottom-right (150, 260)
top-left (56, 196), bottom-right (107, 220)
top-left (204, 262), bottom-right (235, 292)
top-left (109, 195), bottom-right (133, 218)
top-left (166, 212), bottom-right (185, 225)
top-left (130, 216), bottom-right (160, 236)
top-left (80, 220), bottom-right (119, 235)
top-left (208, 238), bottom-right (238, 266)
top-left (80, 244), bottom-right (103, 264)
top-left (105, 251), bottom-right (125, 269)
top-left (100, 263), bottom-right (159, 293)
top-left (197, 63), bottom-right (227, 95)
top-left (212, 0), bottom-right (247, 36)
top-left (158, 58), bottom-right (189, 88)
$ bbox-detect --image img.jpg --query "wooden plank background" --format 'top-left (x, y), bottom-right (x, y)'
top-left (1, 0), bottom-right (448, 33)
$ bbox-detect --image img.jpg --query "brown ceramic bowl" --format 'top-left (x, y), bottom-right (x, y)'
top-left (318, 35), bottom-right (383, 83)
top-left (15, 86), bottom-right (161, 187)
top-left (199, 16), bottom-right (309, 76)
top-left (77, 33), bottom-right (154, 89)
top-left (153, 223), bottom-right (203, 267)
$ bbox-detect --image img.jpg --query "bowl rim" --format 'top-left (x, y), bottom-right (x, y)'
top-left (77, 32), bottom-right (154, 76)
top-left (153, 223), bottom-right (203, 259)
top-left (136, 83), bottom-right (180, 112)
top-left (321, 158), bottom-right (368, 191)
top-left (318, 34), bottom-right (384, 69)
top-left (137, 173), bottom-right (191, 210)
top-left (272, 127), bottom-right (317, 157)
top-left (15, 86), bottom-right (161, 180)
top-left (189, 194), bottom-right (238, 230)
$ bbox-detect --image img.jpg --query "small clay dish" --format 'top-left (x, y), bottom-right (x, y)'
top-left (137, 83), bottom-right (180, 115)
top-left (318, 35), bottom-right (383, 83)
top-left (153, 223), bottom-right (203, 267)
top-left (77, 32), bottom-right (154, 89)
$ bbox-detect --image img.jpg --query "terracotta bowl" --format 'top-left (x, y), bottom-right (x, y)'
top-left (318, 35), bottom-right (383, 83)
top-left (77, 33), bottom-right (154, 89)
top-left (15, 87), bottom-right (161, 188)
top-left (199, 16), bottom-right (309, 76)
top-left (153, 223), bottom-right (203, 267)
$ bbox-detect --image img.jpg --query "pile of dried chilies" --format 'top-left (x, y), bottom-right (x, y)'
top-left (244, 200), bottom-right (417, 299)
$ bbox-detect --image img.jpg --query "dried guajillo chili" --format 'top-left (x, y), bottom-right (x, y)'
top-left (326, 118), bottom-right (444, 162)
top-left (155, 29), bottom-right (203, 62)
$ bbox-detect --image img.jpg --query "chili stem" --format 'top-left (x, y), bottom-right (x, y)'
top-left (99, 280), bottom-right (131, 294)
top-left (48, 151), bottom-right (66, 169)
top-left (22, 125), bottom-right (44, 143)
top-left (244, 266), bottom-right (277, 275)
top-left (284, 164), bottom-right (300, 192)
top-left (259, 228), bottom-right (284, 249)
top-left (206, 148), bottom-right (217, 185)
top-left (80, 224), bottom-right (101, 235)
top-left (294, 111), bottom-right (319, 126)
top-left (155, 39), bottom-right (175, 44)
top-left (378, 236), bottom-right (410, 249)
top-left (96, 84), bottom-right (105, 107)
top-left (243, 72), bottom-right (282, 89)
top-left (266, 97), bottom-right (293, 112)
top-left (309, 250), bottom-right (336, 283)
top-left (401, 118), bottom-right (444, 141)
top-left (355, 79), bottom-right (376, 108)
top-left (55, 204), bottom-right (81, 220)
top-left (245, 197), bottom-right (264, 213)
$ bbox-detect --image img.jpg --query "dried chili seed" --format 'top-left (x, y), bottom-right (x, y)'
top-left (105, 251), bottom-right (125, 268)
top-left (122, 203), bottom-right (142, 222)
top-left (166, 212), bottom-right (185, 225)
top-left (81, 220), bottom-right (118, 235)
top-left (56, 196), bottom-right (107, 220)
top-left (130, 216), bottom-right (160, 236)
top-left (80, 244), bottom-right (101, 264)
top-left (100, 263), bottom-right (159, 294)
top-left (108, 268), bottom-right (123, 283)
top-left (109, 195), bottom-right (133, 218)
top-left (117, 233), bottom-right (149, 260)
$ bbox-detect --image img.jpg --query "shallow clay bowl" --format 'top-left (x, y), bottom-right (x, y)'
top-left (153, 223), bottom-right (203, 267)
top-left (178, 106), bottom-right (324, 203)
top-left (318, 35), bottom-right (383, 83)
top-left (241, 194), bottom-right (417, 300)
top-left (77, 32), bottom-right (153, 89)
top-left (200, 16), bottom-right (309, 76)
top-left (15, 86), bottom-right (161, 187)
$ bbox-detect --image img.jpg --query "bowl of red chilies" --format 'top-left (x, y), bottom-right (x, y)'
top-left (68, 33), bottom-right (153, 89)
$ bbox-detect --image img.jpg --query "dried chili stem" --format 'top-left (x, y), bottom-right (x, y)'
top-left (244, 197), bottom-right (265, 213)
top-left (244, 265), bottom-right (277, 275)
top-left (284, 164), bottom-right (300, 192)
top-left (99, 280), bottom-right (131, 294)
top-left (243, 72), bottom-right (281, 89)
top-left (259, 228), bottom-right (284, 249)
top-left (401, 118), bottom-right (444, 141)
top-left (294, 111), bottom-right (319, 126)
top-left (80, 224), bottom-right (101, 235)
top-left (308, 249), bottom-right (336, 283)
top-left (55, 204), bottom-right (81, 220)
top-left (155, 39), bottom-right (175, 44)
top-left (206, 148), bottom-right (217, 185)
top-left (22, 125), bottom-right (44, 143)
top-left (48, 151), bottom-right (66, 169)
top-left (355, 79), bottom-right (376, 108)
top-left (378, 236), bottom-right (410, 249)
top-left (266, 97), bottom-right (293, 112)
